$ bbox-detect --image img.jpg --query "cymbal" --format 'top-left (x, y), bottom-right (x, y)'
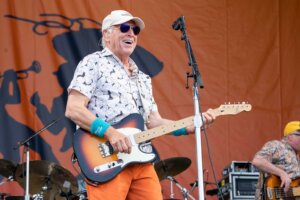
top-left (15, 160), bottom-right (78, 200)
top-left (0, 159), bottom-right (17, 178)
top-left (154, 157), bottom-right (191, 181)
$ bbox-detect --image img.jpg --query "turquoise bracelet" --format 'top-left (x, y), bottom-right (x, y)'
top-left (90, 118), bottom-right (111, 138)
top-left (172, 128), bottom-right (188, 136)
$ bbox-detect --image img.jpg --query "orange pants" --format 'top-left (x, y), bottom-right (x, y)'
top-left (86, 163), bottom-right (163, 200)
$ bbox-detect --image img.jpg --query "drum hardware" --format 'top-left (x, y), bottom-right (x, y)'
top-left (0, 193), bottom-right (10, 200)
top-left (71, 191), bottom-right (88, 200)
top-left (13, 116), bottom-right (64, 200)
top-left (32, 193), bottom-right (44, 200)
top-left (189, 169), bottom-right (211, 192)
top-left (15, 160), bottom-right (78, 200)
top-left (77, 192), bottom-right (88, 200)
top-left (154, 157), bottom-right (191, 181)
top-left (166, 176), bottom-right (195, 200)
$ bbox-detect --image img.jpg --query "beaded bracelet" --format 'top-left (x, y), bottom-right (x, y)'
top-left (90, 118), bottom-right (111, 138)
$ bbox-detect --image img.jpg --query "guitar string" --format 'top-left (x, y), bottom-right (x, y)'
top-left (269, 187), bottom-right (299, 198)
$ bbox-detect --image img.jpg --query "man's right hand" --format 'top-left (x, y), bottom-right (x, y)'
top-left (105, 127), bottom-right (132, 154)
top-left (279, 172), bottom-right (292, 192)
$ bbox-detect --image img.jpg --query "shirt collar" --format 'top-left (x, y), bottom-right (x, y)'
top-left (101, 47), bottom-right (139, 75)
top-left (282, 138), bottom-right (296, 152)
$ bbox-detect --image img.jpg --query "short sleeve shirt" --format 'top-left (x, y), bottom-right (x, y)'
top-left (68, 48), bottom-right (158, 124)
top-left (255, 139), bottom-right (300, 178)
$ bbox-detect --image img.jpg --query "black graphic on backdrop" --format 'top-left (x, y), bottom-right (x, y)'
top-left (0, 63), bottom-right (58, 164)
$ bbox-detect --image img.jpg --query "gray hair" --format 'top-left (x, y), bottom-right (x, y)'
top-left (101, 27), bottom-right (113, 48)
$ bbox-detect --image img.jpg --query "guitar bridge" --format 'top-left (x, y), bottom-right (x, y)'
top-left (98, 141), bottom-right (114, 157)
top-left (94, 160), bottom-right (123, 173)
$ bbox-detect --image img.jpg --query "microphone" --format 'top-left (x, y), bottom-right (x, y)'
top-left (172, 16), bottom-right (185, 30)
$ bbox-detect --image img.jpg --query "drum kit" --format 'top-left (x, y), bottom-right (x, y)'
top-left (154, 157), bottom-right (196, 200)
top-left (0, 159), bottom-right (82, 200)
top-left (0, 157), bottom-right (195, 200)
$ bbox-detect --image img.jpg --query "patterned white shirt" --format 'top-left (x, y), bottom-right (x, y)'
top-left (68, 48), bottom-right (158, 125)
top-left (255, 138), bottom-right (300, 178)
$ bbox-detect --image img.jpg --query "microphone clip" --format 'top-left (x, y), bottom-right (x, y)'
top-left (172, 16), bottom-right (185, 31)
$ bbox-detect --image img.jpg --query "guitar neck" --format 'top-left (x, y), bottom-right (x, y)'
top-left (292, 187), bottom-right (300, 197)
top-left (133, 102), bottom-right (251, 144)
top-left (134, 116), bottom-right (194, 144)
top-left (133, 107), bottom-right (225, 144)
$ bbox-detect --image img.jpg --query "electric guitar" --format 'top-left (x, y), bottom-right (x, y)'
top-left (263, 175), bottom-right (300, 200)
top-left (73, 102), bottom-right (252, 183)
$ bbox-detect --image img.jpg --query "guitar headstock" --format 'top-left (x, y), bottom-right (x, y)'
top-left (217, 102), bottom-right (252, 115)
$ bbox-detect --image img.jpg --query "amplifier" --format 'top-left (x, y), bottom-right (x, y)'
top-left (218, 161), bottom-right (260, 200)
top-left (217, 173), bottom-right (259, 200)
top-left (229, 172), bottom-right (259, 200)
top-left (222, 161), bottom-right (259, 177)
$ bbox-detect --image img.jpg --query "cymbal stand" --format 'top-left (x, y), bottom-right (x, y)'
top-left (167, 176), bottom-right (195, 200)
top-left (14, 116), bottom-right (63, 200)
top-left (169, 176), bottom-right (175, 199)
top-left (24, 142), bottom-right (30, 200)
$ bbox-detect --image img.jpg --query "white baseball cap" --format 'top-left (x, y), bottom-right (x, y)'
top-left (101, 10), bottom-right (145, 31)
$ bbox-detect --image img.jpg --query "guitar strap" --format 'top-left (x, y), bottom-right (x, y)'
top-left (136, 76), bottom-right (151, 129)
top-left (135, 76), bottom-right (160, 162)
top-left (256, 172), bottom-right (267, 200)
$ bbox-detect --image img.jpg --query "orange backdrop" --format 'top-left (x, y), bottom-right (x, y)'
top-left (0, 0), bottom-right (300, 199)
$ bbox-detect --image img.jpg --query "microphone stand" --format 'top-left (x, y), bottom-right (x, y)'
top-left (14, 115), bottom-right (63, 200)
top-left (172, 16), bottom-right (205, 200)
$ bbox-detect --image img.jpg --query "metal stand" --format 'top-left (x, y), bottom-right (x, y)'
top-left (24, 143), bottom-right (30, 200)
top-left (172, 16), bottom-right (205, 200)
top-left (14, 116), bottom-right (63, 199)
top-left (167, 176), bottom-right (195, 200)
top-left (193, 86), bottom-right (205, 200)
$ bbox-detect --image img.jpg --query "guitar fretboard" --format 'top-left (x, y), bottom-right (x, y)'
top-left (133, 102), bottom-right (251, 144)
top-left (134, 116), bottom-right (194, 143)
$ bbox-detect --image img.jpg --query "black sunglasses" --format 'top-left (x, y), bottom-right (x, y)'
top-left (293, 132), bottom-right (300, 136)
top-left (119, 24), bottom-right (141, 35)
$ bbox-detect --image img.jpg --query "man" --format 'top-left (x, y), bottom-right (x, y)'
top-left (252, 121), bottom-right (300, 199)
top-left (66, 10), bottom-right (215, 200)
